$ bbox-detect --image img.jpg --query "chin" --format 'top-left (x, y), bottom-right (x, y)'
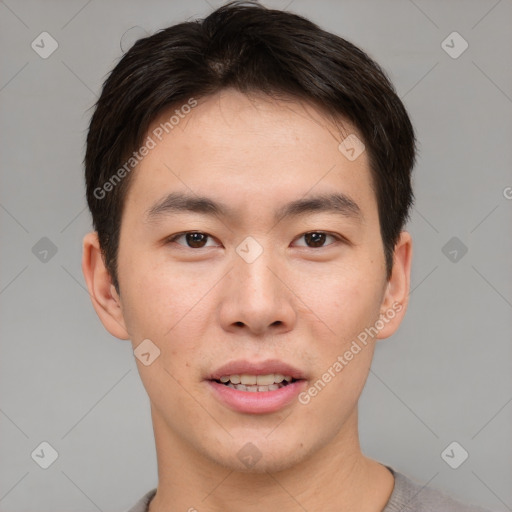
top-left (201, 436), bottom-right (315, 474)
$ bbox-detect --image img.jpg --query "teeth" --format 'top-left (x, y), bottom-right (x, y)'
top-left (240, 374), bottom-right (257, 385)
top-left (233, 383), bottom-right (285, 392)
top-left (221, 374), bottom-right (241, 384)
top-left (256, 374), bottom-right (275, 385)
top-left (217, 373), bottom-right (295, 386)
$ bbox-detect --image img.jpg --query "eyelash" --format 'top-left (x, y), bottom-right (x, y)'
top-left (165, 231), bottom-right (345, 249)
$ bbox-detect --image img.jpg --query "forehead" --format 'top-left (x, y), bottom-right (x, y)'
top-left (123, 89), bottom-right (377, 224)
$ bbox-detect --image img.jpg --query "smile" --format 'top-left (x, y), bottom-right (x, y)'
top-left (216, 373), bottom-right (294, 392)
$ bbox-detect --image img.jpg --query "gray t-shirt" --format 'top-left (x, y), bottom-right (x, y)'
top-left (125, 466), bottom-right (493, 512)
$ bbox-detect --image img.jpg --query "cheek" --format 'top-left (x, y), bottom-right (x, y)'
top-left (119, 257), bottom-right (212, 356)
top-left (295, 269), bottom-right (380, 422)
top-left (118, 255), bottom-right (174, 338)
top-left (293, 262), bottom-right (383, 347)
top-left (119, 262), bottom-right (209, 400)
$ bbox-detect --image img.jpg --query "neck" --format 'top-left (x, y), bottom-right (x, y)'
top-left (148, 406), bottom-right (394, 512)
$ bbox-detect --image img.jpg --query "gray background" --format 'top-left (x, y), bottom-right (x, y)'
top-left (1, 0), bottom-right (511, 510)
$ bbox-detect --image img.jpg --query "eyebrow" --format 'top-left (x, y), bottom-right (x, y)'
top-left (144, 191), bottom-right (363, 224)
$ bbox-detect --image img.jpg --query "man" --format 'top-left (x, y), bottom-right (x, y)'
top-left (82, 2), bottom-right (493, 510)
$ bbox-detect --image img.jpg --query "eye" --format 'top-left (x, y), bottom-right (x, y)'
top-left (293, 231), bottom-right (341, 248)
top-left (166, 231), bottom-right (219, 249)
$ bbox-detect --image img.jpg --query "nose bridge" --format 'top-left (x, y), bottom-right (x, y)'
top-left (234, 237), bottom-right (279, 304)
top-left (220, 236), bottom-right (295, 333)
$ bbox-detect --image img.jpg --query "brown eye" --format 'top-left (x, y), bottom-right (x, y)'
top-left (295, 231), bottom-right (339, 248)
top-left (167, 232), bottom-right (217, 248)
top-left (305, 232), bottom-right (327, 247)
top-left (185, 232), bottom-right (208, 248)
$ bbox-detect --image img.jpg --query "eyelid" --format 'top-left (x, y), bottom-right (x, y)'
top-left (292, 231), bottom-right (344, 248)
top-left (165, 230), bottom-right (348, 249)
top-left (166, 231), bottom-right (220, 248)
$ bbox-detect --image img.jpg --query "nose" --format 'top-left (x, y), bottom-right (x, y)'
top-left (218, 245), bottom-right (297, 336)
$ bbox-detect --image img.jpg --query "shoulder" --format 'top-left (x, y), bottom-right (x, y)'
top-left (383, 467), bottom-right (495, 512)
top-left (124, 488), bottom-right (157, 512)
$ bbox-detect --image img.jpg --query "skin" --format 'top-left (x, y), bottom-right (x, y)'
top-left (82, 88), bottom-right (412, 512)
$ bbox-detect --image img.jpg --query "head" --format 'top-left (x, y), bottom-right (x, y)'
top-left (83, 1), bottom-right (415, 473)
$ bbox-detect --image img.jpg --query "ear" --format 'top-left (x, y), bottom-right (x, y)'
top-left (376, 230), bottom-right (413, 340)
top-left (81, 231), bottom-right (130, 340)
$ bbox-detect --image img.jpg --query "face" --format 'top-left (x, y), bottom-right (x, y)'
top-left (84, 88), bottom-right (411, 474)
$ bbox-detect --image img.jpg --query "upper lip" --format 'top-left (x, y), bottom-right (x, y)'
top-left (208, 359), bottom-right (306, 381)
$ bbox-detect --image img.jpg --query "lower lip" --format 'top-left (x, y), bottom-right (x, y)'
top-left (207, 380), bottom-right (307, 414)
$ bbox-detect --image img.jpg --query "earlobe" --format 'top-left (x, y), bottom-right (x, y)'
top-left (376, 231), bottom-right (413, 340)
top-left (81, 232), bottom-right (130, 340)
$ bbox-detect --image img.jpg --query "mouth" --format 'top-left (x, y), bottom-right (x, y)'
top-left (212, 373), bottom-right (298, 392)
top-left (206, 360), bottom-right (307, 414)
